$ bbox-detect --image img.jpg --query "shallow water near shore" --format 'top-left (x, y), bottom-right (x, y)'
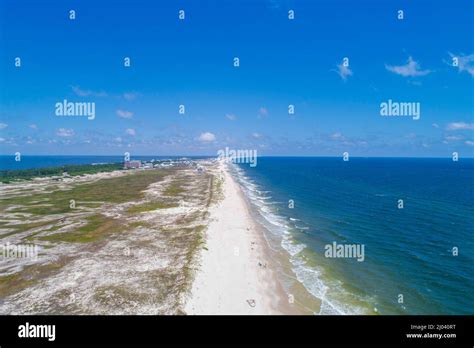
top-left (233, 157), bottom-right (474, 315)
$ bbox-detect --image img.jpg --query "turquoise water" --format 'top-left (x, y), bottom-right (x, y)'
top-left (234, 157), bottom-right (474, 314)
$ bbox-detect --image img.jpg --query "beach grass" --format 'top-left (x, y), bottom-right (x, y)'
top-left (127, 201), bottom-right (178, 214)
top-left (126, 221), bottom-right (151, 229)
top-left (162, 181), bottom-right (185, 196)
top-left (0, 170), bottom-right (169, 241)
top-left (0, 219), bottom-right (60, 238)
top-left (0, 163), bottom-right (218, 314)
top-left (0, 163), bottom-right (123, 183)
top-left (38, 214), bottom-right (121, 243)
top-left (0, 169), bottom-right (168, 215)
top-left (0, 258), bottom-right (69, 299)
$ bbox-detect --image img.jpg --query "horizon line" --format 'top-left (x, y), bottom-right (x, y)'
top-left (1, 154), bottom-right (473, 159)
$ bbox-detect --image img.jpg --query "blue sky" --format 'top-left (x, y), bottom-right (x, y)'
top-left (0, 0), bottom-right (473, 156)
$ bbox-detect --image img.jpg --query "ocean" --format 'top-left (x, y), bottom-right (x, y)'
top-left (232, 157), bottom-right (474, 315)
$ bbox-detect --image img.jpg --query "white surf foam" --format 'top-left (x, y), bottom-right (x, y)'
top-left (228, 163), bottom-right (368, 315)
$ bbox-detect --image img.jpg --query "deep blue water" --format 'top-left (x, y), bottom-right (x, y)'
top-left (0, 155), bottom-right (209, 170)
top-left (235, 157), bottom-right (474, 314)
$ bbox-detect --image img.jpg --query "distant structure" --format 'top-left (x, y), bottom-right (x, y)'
top-left (124, 160), bottom-right (141, 169)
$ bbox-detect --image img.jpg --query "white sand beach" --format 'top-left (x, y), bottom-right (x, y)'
top-left (185, 161), bottom-right (300, 315)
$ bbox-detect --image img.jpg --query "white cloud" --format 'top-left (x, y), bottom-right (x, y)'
top-left (385, 56), bottom-right (431, 77)
top-left (446, 122), bottom-right (474, 130)
top-left (225, 113), bottom-right (236, 121)
top-left (445, 135), bottom-right (463, 141)
top-left (258, 107), bottom-right (269, 118)
top-left (432, 123), bottom-right (440, 128)
top-left (252, 132), bottom-right (262, 138)
top-left (330, 132), bottom-right (345, 140)
top-left (125, 128), bottom-right (136, 136)
top-left (198, 132), bottom-right (216, 142)
top-left (123, 92), bottom-right (139, 101)
top-left (0, 137), bottom-right (5, 142)
top-left (465, 140), bottom-right (474, 146)
top-left (71, 85), bottom-right (107, 97)
top-left (0, 123), bottom-right (8, 129)
top-left (335, 62), bottom-right (353, 81)
top-left (117, 109), bottom-right (134, 119)
top-left (448, 52), bottom-right (474, 77)
top-left (29, 124), bottom-right (38, 130)
top-left (56, 128), bottom-right (75, 137)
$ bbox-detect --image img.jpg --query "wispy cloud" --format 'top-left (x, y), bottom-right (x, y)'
top-left (258, 107), bottom-right (269, 118)
top-left (225, 113), bottom-right (236, 121)
top-left (267, 0), bottom-right (281, 10)
top-left (465, 140), bottom-right (474, 146)
top-left (56, 128), bottom-right (75, 137)
top-left (198, 132), bottom-right (216, 142)
top-left (123, 92), bottom-right (139, 101)
top-left (330, 132), bottom-right (345, 140)
top-left (0, 123), bottom-right (8, 130)
top-left (385, 56), bottom-right (431, 77)
top-left (71, 85), bottom-right (108, 97)
top-left (335, 61), bottom-right (353, 81)
top-left (125, 128), bottom-right (136, 136)
top-left (29, 124), bottom-right (37, 130)
top-left (116, 109), bottom-right (134, 119)
top-left (446, 122), bottom-right (474, 130)
top-left (448, 52), bottom-right (474, 77)
top-left (445, 135), bottom-right (463, 141)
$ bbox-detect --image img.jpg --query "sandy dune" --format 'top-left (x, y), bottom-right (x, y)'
top-left (185, 162), bottom-right (299, 314)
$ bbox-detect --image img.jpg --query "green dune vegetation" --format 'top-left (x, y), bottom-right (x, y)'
top-left (0, 163), bottom-right (123, 183)
top-left (0, 161), bottom-right (223, 314)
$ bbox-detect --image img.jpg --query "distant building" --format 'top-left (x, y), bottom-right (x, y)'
top-left (124, 160), bottom-right (141, 169)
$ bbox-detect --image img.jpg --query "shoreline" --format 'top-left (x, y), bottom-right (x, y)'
top-left (1, 158), bottom-right (320, 314)
top-left (184, 161), bottom-right (307, 315)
